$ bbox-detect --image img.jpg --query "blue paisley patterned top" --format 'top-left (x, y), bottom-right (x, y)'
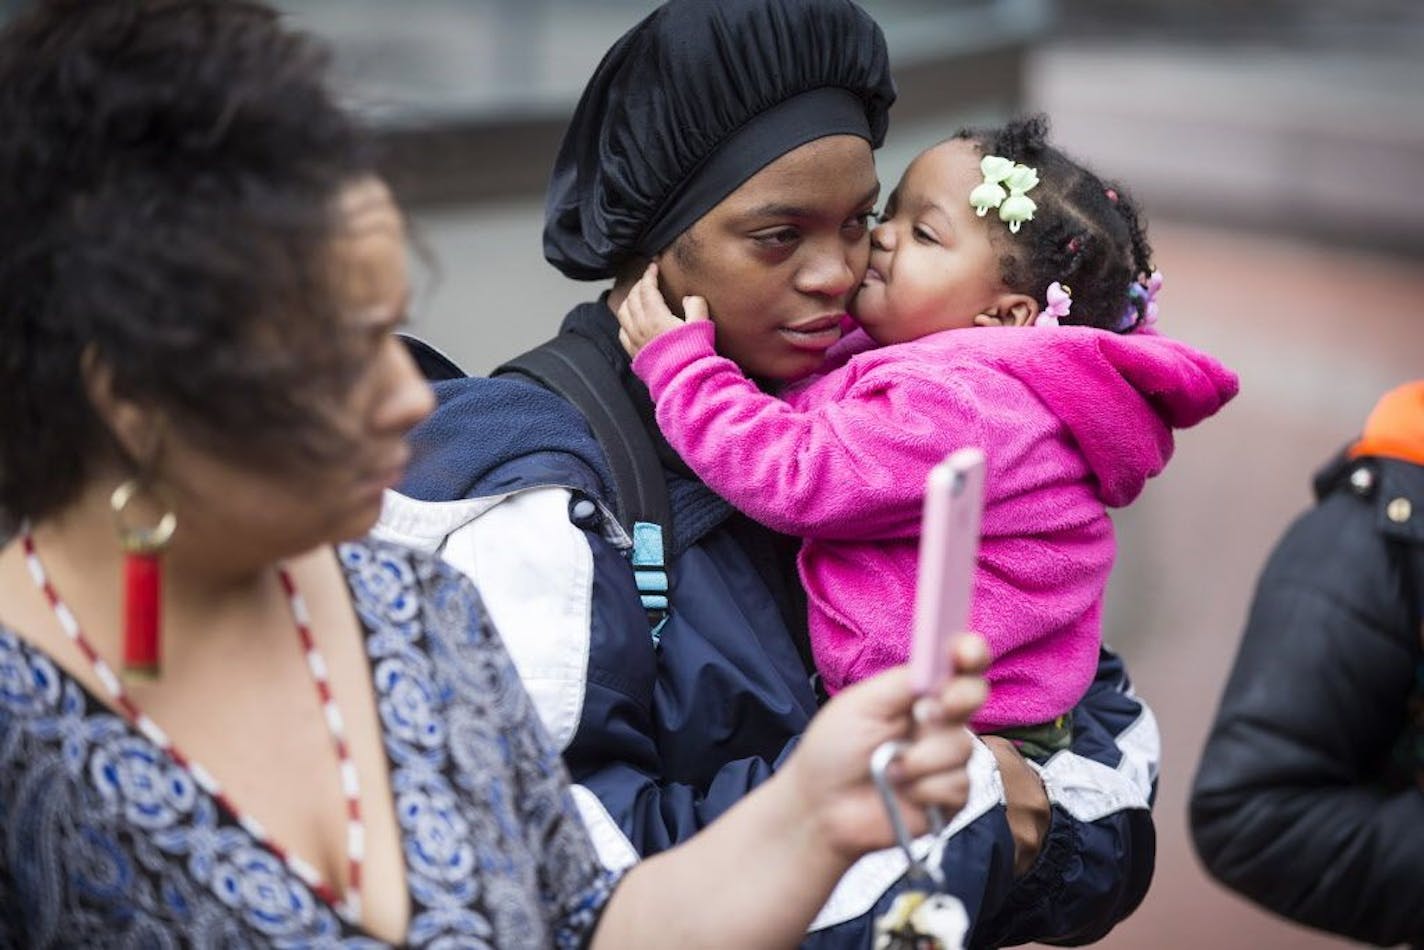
top-left (0, 539), bottom-right (619, 948)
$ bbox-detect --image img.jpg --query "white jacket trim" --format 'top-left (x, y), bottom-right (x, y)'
top-left (1037, 709), bottom-right (1157, 824)
top-left (569, 785), bottom-right (641, 873)
top-left (376, 488), bottom-right (593, 754)
top-left (1115, 704), bottom-right (1161, 794)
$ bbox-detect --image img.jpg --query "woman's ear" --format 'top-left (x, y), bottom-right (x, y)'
top-left (80, 345), bottom-right (163, 467)
top-left (974, 293), bottom-right (1040, 328)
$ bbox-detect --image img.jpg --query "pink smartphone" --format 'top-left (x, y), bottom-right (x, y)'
top-left (910, 447), bottom-right (986, 695)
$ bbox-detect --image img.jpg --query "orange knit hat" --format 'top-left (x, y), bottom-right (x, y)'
top-left (1350, 380), bottom-right (1424, 465)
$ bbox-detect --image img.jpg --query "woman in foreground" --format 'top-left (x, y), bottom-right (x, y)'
top-left (0, 1), bottom-right (985, 946)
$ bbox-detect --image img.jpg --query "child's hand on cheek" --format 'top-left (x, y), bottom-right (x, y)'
top-left (616, 262), bottom-right (708, 358)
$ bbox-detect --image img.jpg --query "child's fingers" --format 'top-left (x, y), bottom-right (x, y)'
top-left (638, 263), bottom-right (661, 305)
top-left (616, 307), bottom-right (646, 349)
top-left (627, 281), bottom-right (653, 322)
top-left (632, 263), bottom-right (685, 329)
top-left (683, 296), bottom-right (710, 323)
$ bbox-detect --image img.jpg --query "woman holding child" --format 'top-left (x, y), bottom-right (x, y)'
top-left (386, 0), bottom-right (1201, 945)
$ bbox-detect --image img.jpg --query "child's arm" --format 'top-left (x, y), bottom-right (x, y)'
top-left (616, 267), bottom-right (980, 541)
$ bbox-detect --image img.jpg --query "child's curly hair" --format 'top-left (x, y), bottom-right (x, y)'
top-left (955, 114), bottom-right (1154, 332)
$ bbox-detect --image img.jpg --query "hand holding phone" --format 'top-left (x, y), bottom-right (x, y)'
top-left (910, 448), bottom-right (986, 695)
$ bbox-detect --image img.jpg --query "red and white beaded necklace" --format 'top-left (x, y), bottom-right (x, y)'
top-left (20, 528), bottom-right (365, 924)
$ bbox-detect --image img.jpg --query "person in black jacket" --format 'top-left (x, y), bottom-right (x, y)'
top-left (1191, 379), bottom-right (1424, 946)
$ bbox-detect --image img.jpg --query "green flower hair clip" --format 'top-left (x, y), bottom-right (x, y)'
top-left (968, 155), bottom-right (1040, 234)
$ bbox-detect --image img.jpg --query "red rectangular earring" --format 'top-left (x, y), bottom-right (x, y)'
top-left (110, 480), bottom-right (176, 681)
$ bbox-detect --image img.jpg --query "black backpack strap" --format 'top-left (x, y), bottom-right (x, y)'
top-left (494, 334), bottom-right (673, 643)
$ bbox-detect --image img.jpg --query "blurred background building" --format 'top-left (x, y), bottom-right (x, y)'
top-left (7, 0), bottom-right (1416, 945)
top-left (258, 2), bottom-right (1424, 947)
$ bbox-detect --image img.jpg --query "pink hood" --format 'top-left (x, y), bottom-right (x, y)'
top-left (943, 326), bottom-right (1239, 507)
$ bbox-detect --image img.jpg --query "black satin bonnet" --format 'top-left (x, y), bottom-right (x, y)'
top-left (542, 0), bottom-right (896, 281)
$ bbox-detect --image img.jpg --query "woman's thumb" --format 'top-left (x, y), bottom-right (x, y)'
top-left (682, 296), bottom-right (710, 323)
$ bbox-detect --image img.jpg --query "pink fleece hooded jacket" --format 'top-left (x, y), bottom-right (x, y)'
top-left (633, 321), bottom-right (1238, 730)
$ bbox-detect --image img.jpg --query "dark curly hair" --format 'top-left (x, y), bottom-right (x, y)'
top-left (0, 0), bottom-right (377, 529)
top-left (954, 114), bottom-right (1154, 332)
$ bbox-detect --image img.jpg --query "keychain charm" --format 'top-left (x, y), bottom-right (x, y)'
top-left (873, 890), bottom-right (968, 950)
top-left (870, 740), bottom-right (969, 950)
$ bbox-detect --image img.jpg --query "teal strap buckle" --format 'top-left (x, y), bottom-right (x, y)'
top-left (631, 522), bottom-right (670, 647)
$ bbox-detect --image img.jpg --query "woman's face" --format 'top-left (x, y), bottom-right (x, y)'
top-left (654, 135), bottom-right (880, 382)
top-left (158, 177), bottom-right (435, 562)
